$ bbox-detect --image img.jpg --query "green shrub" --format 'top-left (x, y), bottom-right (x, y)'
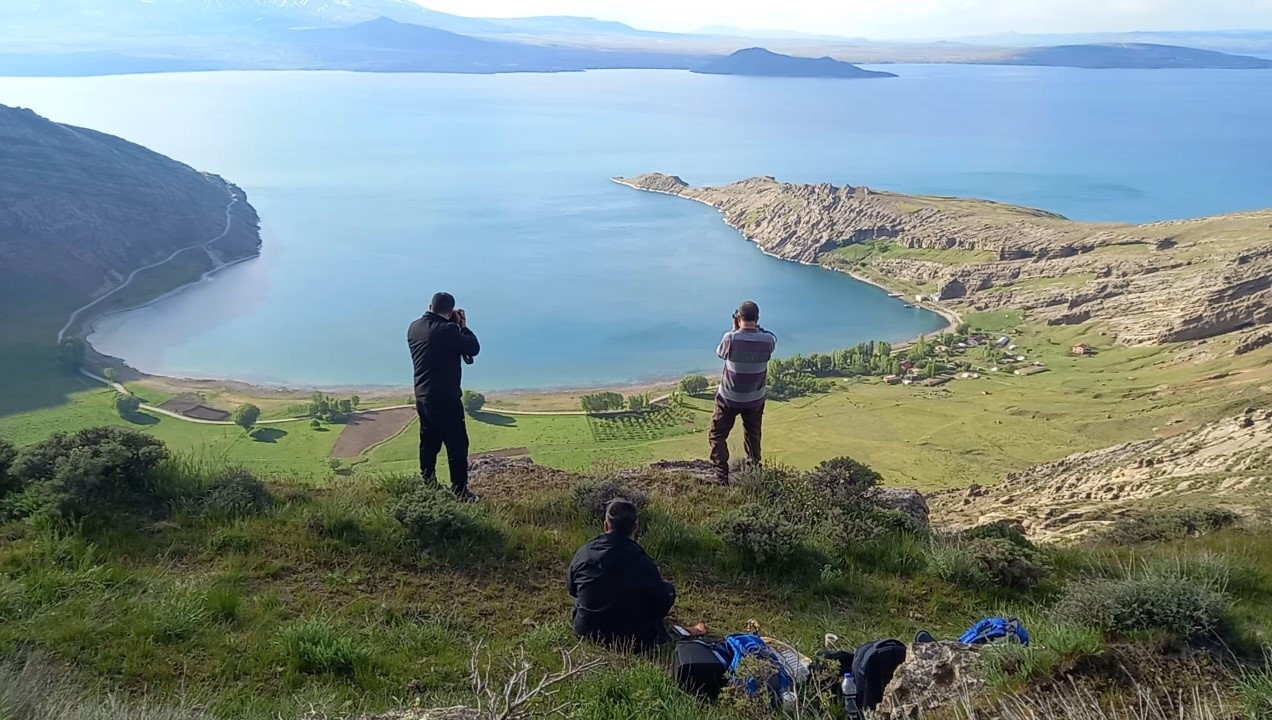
top-left (201, 467), bottom-right (272, 518)
top-left (0, 437), bottom-right (17, 501)
top-left (6, 427), bottom-right (169, 520)
top-left (305, 505), bottom-right (366, 545)
top-left (207, 527), bottom-right (257, 553)
top-left (276, 619), bottom-right (369, 676)
top-left (711, 504), bottom-right (804, 568)
top-left (392, 485), bottom-right (500, 552)
top-left (571, 479), bottom-right (650, 521)
top-left (1054, 574), bottom-right (1232, 643)
top-left (1101, 507), bottom-right (1241, 545)
top-left (962, 520), bottom-right (1034, 549)
top-left (927, 541), bottom-right (989, 588)
top-left (965, 537), bottom-right (1051, 590)
top-left (113, 394), bottom-right (141, 418)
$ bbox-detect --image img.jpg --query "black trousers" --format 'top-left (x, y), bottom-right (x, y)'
top-left (416, 397), bottom-right (470, 493)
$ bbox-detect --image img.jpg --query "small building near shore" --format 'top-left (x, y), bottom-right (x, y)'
top-left (1072, 343), bottom-right (1093, 356)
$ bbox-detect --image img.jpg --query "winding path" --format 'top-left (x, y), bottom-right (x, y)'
top-left (57, 188), bottom-right (241, 344)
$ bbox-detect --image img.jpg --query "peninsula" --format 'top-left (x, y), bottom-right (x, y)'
top-left (615, 173), bottom-right (1272, 348)
top-left (692, 47), bottom-right (897, 78)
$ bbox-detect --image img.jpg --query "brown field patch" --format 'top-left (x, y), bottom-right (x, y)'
top-left (331, 407), bottom-right (416, 458)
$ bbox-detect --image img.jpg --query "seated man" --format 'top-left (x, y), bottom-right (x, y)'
top-left (567, 498), bottom-right (676, 651)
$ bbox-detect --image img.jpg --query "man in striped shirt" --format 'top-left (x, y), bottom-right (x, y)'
top-left (710, 301), bottom-right (777, 483)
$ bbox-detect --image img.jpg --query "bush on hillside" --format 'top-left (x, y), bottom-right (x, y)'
top-left (712, 504), bottom-right (804, 568)
top-left (571, 479), bottom-right (650, 522)
top-left (114, 394), bottom-right (141, 419)
top-left (392, 485), bottom-right (501, 553)
top-left (5, 427), bottom-right (169, 520)
top-left (202, 467), bottom-right (273, 518)
top-left (966, 537), bottom-right (1051, 590)
top-left (1101, 507), bottom-right (1241, 545)
top-left (962, 519), bottom-right (1035, 549)
top-left (0, 438), bottom-right (17, 501)
top-left (1054, 575), bottom-right (1232, 643)
top-left (276, 619), bottom-right (370, 676)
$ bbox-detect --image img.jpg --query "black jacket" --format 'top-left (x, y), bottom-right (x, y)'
top-left (408, 312), bottom-right (480, 401)
top-left (567, 533), bottom-right (676, 650)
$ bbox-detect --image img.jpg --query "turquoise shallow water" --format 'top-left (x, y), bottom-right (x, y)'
top-left (0, 65), bottom-right (1268, 389)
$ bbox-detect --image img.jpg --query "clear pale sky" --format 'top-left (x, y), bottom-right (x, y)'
top-left (413, 0), bottom-right (1272, 39)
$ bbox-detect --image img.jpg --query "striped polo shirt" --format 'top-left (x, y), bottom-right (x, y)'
top-left (716, 327), bottom-right (778, 409)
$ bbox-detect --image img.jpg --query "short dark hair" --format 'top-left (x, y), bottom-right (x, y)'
top-left (737, 301), bottom-right (760, 322)
top-left (431, 292), bottom-right (456, 314)
top-left (605, 498), bottom-right (639, 537)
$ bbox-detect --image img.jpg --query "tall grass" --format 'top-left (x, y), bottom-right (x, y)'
top-left (0, 655), bottom-right (203, 720)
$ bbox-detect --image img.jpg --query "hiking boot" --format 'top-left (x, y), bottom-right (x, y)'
top-left (454, 490), bottom-right (482, 503)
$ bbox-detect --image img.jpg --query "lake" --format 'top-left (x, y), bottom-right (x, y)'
top-left (1, 65), bottom-right (1269, 389)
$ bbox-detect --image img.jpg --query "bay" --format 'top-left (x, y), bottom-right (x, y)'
top-left (1, 65), bottom-right (1268, 389)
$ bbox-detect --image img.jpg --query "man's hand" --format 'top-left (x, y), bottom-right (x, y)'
top-left (455, 308), bottom-right (467, 329)
top-left (732, 314), bottom-right (740, 331)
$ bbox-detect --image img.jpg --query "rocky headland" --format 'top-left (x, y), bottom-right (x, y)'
top-left (0, 103), bottom-right (261, 326)
top-left (615, 173), bottom-right (1272, 347)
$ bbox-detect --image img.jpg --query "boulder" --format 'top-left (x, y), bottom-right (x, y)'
top-left (874, 641), bottom-right (985, 720)
top-left (871, 487), bottom-right (931, 531)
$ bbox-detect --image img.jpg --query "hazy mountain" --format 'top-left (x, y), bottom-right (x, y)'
top-left (286, 18), bottom-right (702, 72)
top-left (950, 30), bottom-right (1272, 54)
top-left (994, 43), bottom-right (1272, 69)
top-left (0, 102), bottom-right (260, 311)
top-left (692, 47), bottom-right (897, 79)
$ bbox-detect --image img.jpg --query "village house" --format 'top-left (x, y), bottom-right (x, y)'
top-left (1073, 343), bottom-right (1092, 356)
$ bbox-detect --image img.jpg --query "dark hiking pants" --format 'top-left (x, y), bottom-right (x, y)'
top-left (416, 397), bottom-right (470, 494)
top-left (708, 397), bottom-right (764, 480)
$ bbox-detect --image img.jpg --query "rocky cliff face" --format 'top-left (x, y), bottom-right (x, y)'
top-left (929, 408), bottom-right (1272, 543)
top-left (0, 103), bottom-right (261, 315)
top-left (616, 174), bottom-right (1272, 346)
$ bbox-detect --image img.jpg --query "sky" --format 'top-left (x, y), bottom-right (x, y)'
top-left (413, 0), bottom-right (1272, 39)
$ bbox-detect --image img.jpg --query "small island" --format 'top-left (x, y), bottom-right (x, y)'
top-left (992, 42), bottom-right (1272, 69)
top-left (692, 47), bottom-right (897, 79)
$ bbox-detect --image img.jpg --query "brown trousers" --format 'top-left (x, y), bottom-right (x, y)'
top-left (708, 397), bottom-right (764, 479)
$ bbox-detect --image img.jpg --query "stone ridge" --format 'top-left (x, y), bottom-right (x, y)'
top-left (929, 408), bottom-right (1272, 543)
top-left (0, 103), bottom-right (262, 310)
top-left (615, 173), bottom-right (1272, 346)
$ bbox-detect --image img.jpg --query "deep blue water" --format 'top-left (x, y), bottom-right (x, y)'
top-left (1, 65), bottom-right (1269, 389)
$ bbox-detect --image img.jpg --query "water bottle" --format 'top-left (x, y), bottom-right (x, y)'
top-left (842, 672), bottom-right (863, 720)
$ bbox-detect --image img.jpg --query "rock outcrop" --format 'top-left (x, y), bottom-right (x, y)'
top-left (874, 641), bottom-right (985, 720)
top-left (615, 174), bottom-right (1272, 346)
top-left (0, 103), bottom-right (261, 319)
top-left (871, 487), bottom-right (931, 531)
top-left (930, 408), bottom-right (1272, 543)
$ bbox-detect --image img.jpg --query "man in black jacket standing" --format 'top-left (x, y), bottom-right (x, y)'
top-left (567, 498), bottom-right (676, 651)
top-left (408, 292), bottom-right (481, 501)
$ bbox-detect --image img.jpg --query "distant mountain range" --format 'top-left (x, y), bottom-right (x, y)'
top-left (1, 1), bottom-right (1271, 76)
top-left (990, 43), bottom-right (1272, 69)
top-left (694, 48), bottom-right (896, 79)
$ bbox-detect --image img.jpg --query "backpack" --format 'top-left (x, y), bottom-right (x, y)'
top-left (672, 639), bottom-right (731, 699)
top-left (959, 617), bottom-right (1031, 646)
top-left (849, 639), bottom-right (907, 713)
top-left (724, 634), bottom-right (793, 701)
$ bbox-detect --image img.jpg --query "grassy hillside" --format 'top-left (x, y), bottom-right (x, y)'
top-left (5, 311), bottom-right (1268, 493)
top-left (0, 433), bottom-right (1270, 720)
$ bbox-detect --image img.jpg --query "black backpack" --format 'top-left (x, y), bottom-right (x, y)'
top-left (672, 639), bottom-right (730, 700)
top-left (850, 639), bottom-right (907, 712)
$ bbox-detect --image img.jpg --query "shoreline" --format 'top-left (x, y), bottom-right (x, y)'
top-left (76, 177), bottom-right (962, 406)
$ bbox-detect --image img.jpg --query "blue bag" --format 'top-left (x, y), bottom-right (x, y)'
top-left (959, 617), bottom-right (1031, 646)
